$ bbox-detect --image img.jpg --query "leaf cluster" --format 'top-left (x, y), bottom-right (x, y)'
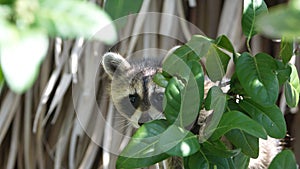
top-left (0, 0), bottom-right (119, 93)
top-left (116, 0), bottom-right (299, 168)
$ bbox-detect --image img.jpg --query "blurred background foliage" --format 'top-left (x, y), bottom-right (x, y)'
top-left (0, 0), bottom-right (299, 169)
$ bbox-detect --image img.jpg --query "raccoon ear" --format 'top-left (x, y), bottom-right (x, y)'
top-left (102, 52), bottom-right (131, 77)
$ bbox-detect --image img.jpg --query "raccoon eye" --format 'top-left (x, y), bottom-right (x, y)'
top-left (129, 93), bottom-right (140, 109)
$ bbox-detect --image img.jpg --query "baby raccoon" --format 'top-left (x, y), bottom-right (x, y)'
top-left (102, 52), bottom-right (165, 128)
top-left (102, 51), bottom-right (281, 169)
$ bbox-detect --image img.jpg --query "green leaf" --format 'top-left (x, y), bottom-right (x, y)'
top-left (104, 0), bottom-right (143, 20)
top-left (164, 75), bottom-right (202, 127)
top-left (163, 77), bottom-right (184, 124)
top-left (205, 45), bottom-right (230, 82)
top-left (163, 46), bottom-right (204, 127)
top-left (236, 52), bottom-right (279, 106)
top-left (225, 129), bottom-right (259, 158)
top-left (210, 111), bottom-right (267, 140)
top-left (276, 60), bottom-right (292, 86)
top-left (290, 0), bottom-right (300, 10)
top-left (38, 0), bottom-right (117, 44)
top-left (285, 82), bottom-right (298, 108)
top-left (268, 149), bottom-right (297, 169)
top-left (200, 86), bottom-right (226, 142)
top-left (187, 60), bottom-right (205, 108)
top-left (185, 151), bottom-right (237, 169)
top-left (227, 99), bottom-right (244, 112)
top-left (214, 35), bottom-right (235, 54)
top-left (206, 155), bottom-right (236, 169)
top-left (163, 47), bottom-right (193, 82)
top-left (284, 64), bottom-right (300, 107)
top-left (0, 0), bottom-right (15, 4)
top-left (280, 38), bottom-right (293, 65)
top-left (214, 35), bottom-right (236, 62)
top-left (256, 4), bottom-right (300, 40)
top-left (239, 99), bottom-right (286, 138)
top-left (180, 46), bottom-right (202, 62)
top-left (201, 140), bottom-right (240, 158)
top-left (233, 152), bottom-right (250, 169)
top-left (104, 0), bottom-right (143, 29)
top-left (116, 120), bottom-right (169, 169)
top-left (184, 150), bottom-right (209, 169)
top-left (158, 125), bottom-right (200, 157)
top-left (153, 72), bottom-right (169, 88)
top-left (0, 29), bottom-right (49, 93)
top-left (242, 0), bottom-right (268, 38)
top-left (185, 35), bottom-right (230, 82)
top-left (186, 35), bottom-right (212, 58)
top-left (228, 73), bottom-right (248, 96)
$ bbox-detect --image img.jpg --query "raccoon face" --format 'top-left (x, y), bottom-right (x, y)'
top-left (102, 52), bottom-right (165, 128)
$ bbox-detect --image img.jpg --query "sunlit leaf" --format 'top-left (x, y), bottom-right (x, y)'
top-left (290, 0), bottom-right (300, 11)
top-left (236, 52), bottom-right (279, 106)
top-left (158, 125), bottom-right (199, 157)
top-left (116, 120), bottom-right (169, 169)
top-left (239, 99), bottom-right (286, 139)
top-left (0, 29), bottom-right (49, 93)
top-left (210, 111), bottom-right (267, 140)
top-left (0, 17), bottom-right (18, 44)
top-left (242, 0), bottom-right (268, 38)
top-left (268, 149), bottom-right (297, 169)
